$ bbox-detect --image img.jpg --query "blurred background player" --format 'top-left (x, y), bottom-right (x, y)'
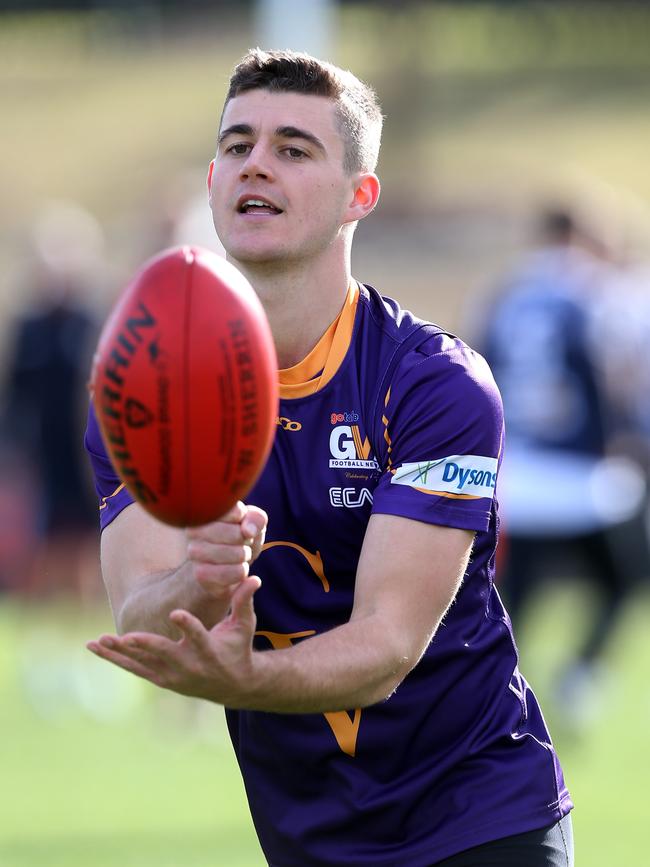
top-left (1, 203), bottom-right (102, 599)
top-left (477, 207), bottom-right (648, 726)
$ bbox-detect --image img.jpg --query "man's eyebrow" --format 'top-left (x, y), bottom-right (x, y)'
top-left (218, 123), bottom-right (255, 144)
top-left (217, 123), bottom-right (327, 154)
top-left (275, 126), bottom-right (326, 153)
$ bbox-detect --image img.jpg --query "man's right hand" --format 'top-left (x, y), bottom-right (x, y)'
top-left (98, 499), bottom-right (267, 638)
top-left (186, 501), bottom-right (268, 604)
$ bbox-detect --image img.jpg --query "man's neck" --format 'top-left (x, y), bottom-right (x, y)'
top-left (229, 251), bottom-right (352, 369)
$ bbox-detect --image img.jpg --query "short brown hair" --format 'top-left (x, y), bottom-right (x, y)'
top-left (223, 48), bottom-right (383, 174)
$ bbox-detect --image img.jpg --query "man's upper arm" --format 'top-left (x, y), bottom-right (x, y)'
top-left (100, 502), bottom-right (187, 623)
top-left (351, 335), bottom-right (500, 667)
top-left (351, 513), bottom-right (474, 667)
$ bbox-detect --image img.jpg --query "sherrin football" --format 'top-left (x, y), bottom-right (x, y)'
top-left (91, 246), bottom-right (278, 527)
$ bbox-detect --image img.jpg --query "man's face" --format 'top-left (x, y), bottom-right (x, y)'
top-left (209, 90), bottom-right (356, 266)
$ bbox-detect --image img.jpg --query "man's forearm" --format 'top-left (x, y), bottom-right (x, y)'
top-left (91, 518), bottom-right (470, 713)
top-left (116, 562), bottom-right (232, 638)
top-left (227, 613), bottom-right (422, 713)
top-left (100, 502), bottom-right (266, 640)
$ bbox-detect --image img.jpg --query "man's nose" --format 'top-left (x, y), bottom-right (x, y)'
top-left (240, 144), bottom-right (274, 181)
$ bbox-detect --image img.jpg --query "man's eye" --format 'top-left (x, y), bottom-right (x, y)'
top-left (286, 147), bottom-right (306, 159)
top-left (228, 143), bottom-right (251, 155)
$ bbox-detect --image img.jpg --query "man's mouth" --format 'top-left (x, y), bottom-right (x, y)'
top-left (237, 197), bottom-right (283, 215)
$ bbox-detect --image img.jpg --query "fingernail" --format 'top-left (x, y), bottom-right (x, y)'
top-left (101, 637), bottom-right (115, 649)
top-left (242, 522), bottom-right (257, 538)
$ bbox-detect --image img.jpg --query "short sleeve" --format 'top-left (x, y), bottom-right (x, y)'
top-left (84, 401), bottom-right (135, 530)
top-left (372, 335), bottom-right (504, 533)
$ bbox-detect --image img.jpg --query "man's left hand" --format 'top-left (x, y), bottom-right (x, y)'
top-left (87, 575), bottom-right (261, 706)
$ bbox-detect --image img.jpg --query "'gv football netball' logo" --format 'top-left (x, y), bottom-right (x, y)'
top-left (329, 425), bottom-right (379, 470)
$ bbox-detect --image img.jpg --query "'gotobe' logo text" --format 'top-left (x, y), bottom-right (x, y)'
top-left (330, 411), bottom-right (359, 424)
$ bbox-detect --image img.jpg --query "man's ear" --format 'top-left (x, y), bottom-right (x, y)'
top-left (207, 159), bottom-right (215, 196)
top-left (345, 173), bottom-right (381, 224)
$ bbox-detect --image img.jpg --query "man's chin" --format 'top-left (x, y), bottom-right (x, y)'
top-left (226, 246), bottom-right (289, 268)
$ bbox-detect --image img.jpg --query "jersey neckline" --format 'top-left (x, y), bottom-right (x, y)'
top-left (278, 280), bottom-right (359, 399)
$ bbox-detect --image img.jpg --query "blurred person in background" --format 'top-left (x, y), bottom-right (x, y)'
top-left (1, 203), bottom-right (103, 599)
top-left (478, 208), bottom-right (648, 728)
top-left (0, 430), bottom-right (40, 594)
top-left (590, 251), bottom-right (650, 473)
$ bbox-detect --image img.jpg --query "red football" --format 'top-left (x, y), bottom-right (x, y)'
top-left (91, 246), bottom-right (278, 527)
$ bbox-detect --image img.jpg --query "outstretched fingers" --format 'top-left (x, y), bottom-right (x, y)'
top-left (230, 575), bottom-right (262, 628)
top-left (168, 608), bottom-right (210, 651)
top-left (86, 637), bottom-right (166, 686)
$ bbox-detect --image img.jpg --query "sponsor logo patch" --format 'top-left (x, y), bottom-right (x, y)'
top-left (277, 416), bottom-right (302, 431)
top-left (330, 411), bottom-right (359, 425)
top-left (329, 425), bottom-right (379, 470)
top-left (329, 487), bottom-right (374, 508)
top-left (391, 455), bottom-right (498, 498)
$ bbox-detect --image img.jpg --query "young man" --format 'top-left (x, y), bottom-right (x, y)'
top-left (85, 50), bottom-right (574, 866)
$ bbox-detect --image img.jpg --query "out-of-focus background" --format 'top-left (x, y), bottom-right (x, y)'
top-left (1, 1), bottom-right (650, 864)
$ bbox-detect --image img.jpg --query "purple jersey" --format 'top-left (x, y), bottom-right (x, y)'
top-left (85, 282), bottom-right (572, 866)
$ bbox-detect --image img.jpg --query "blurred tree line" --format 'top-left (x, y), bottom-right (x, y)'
top-left (1, 1), bottom-right (649, 71)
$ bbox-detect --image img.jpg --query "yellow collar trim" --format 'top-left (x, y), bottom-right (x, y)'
top-left (278, 281), bottom-right (359, 399)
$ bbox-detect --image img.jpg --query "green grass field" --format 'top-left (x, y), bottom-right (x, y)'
top-left (2, 586), bottom-right (649, 866)
top-left (0, 599), bottom-right (264, 867)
